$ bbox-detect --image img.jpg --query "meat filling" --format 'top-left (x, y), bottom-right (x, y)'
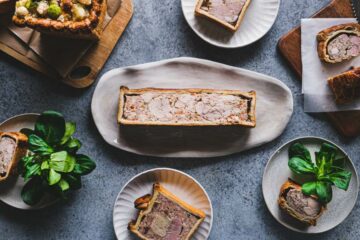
top-left (327, 33), bottom-right (360, 62)
top-left (123, 92), bottom-right (252, 124)
top-left (200, 0), bottom-right (247, 25)
top-left (286, 189), bottom-right (321, 219)
top-left (138, 194), bottom-right (199, 240)
top-left (0, 136), bottom-right (16, 177)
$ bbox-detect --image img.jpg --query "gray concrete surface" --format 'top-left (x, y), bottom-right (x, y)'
top-left (0, 0), bottom-right (359, 239)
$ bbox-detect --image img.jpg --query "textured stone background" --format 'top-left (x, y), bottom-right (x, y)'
top-left (0, 0), bottom-right (359, 239)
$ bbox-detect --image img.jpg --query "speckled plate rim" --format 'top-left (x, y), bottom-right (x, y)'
top-left (0, 113), bottom-right (58, 210)
top-left (262, 136), bottom-right (359, 234)
top-left (181, 0), bottom-right (281, 48)
top-left (112, 167), bottom-right (213, 239)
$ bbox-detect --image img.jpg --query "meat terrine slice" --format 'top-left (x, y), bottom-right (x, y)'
top-left (194, 0), bottom-right (252, 32)
top-left (317, 23), bottom-right (360, 63)
top-left (128, 183), bottom-right (206, 240)
top-left (278, 179), bottom-right (325, 226)
top-left (328, 67), bottom-right (360, 104)
top-left (0, 132), bottom-right (28, 182)
top-left (118, 86), bottom-right (256, 127)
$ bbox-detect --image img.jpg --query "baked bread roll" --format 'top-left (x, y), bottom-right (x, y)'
top-left (118, 86), bottom-right (256, 127)
top-left (0, 132), bottom-right (28, 182)
top-left (278, 179), bottom-right (325, 226)
top-left (195, 0), bottom-right (252, 32)
top-left (328, 67), bottom-right (360, 104)
top-left (317, 23), bottom-right (360, 63)
top-left (12, 0), bottom-right (107, 40)
top-left (128, 183), bottom-right (206, 240)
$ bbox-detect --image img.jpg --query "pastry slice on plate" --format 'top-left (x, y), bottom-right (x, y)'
top-left (278, 179), bottom-right (325, 226)
top-left (12, 0), bottom-right (107, 40)
top-left (129, 183), bottom-right (206, 240)
top-left (0, 132), bottom-right (28, 182)
top-left (328, 67), bottom-right (360, 104)
top-left (317, 23), bottom-right (360, 63)
top-left (195, 0), bottom-right (252, 32)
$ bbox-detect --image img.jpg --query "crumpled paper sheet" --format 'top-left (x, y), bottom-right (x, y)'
top-left (301, 18), bottom-right (360, 113)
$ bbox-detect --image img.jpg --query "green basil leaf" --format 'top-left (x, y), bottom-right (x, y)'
top-left (302, 181), bottom-right (317, 196)
top-left (288, 157), bottom-right (315, 175)
top-left (49, 151), bottom-right (75, 173)
top-left (28, 134), bottom-right (54, 156)
top-left (35, 111), bottom-right (65, 145)
top-left (20, 128), bottom-right (35, 137)
top-left (73, 154), bottom-right (96, 175)
top-left (21, 177), bottom-right (45, 206)
top-left (23, 163), bottom-right (41, 181)
top-left (18, 155), bottom-right (34, 174)
top-left (58, 179), bottom-right (70, 191)
top-left (321, 171), bottom-right (352, 191)
top-left (63, 174), bottom-right (82, 190)
top-left (64, 138), bottom-right (82, 153)
top-left (316, 181), bottom-right (332, 204)
top-left (320, 142), bottom-right (338, 155)
top-left (41, 161), bottom-right (49, 170)
top-left (289, 142), bottom-right (312, 163)
top-left (48, 169), bottom-right (61, 185)
top-left (60, 122), bottom-right (76, 145)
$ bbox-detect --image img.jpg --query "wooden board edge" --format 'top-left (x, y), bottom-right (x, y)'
top-left (61, 0), bottom-right (134, 88)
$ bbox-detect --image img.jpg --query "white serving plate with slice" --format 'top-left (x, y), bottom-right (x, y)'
top-left (262, 137), bottom-right (359, 234)
top-left (92, 57), bottom-right (293, 158)
top-left (0, 113), bottom-right (57, 210)
top-left (113, 168), bottom-right (213, 240)
top-left (181, 0), bottom-right (280, 48)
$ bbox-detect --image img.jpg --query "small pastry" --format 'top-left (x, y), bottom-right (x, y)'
top-left (328, 67), bottom-right (360, 104)
top-left (128, 183), bottom-right (206, 240)
top-left (278, 179), bottom-right (325, 226)
top-left (118, 86), bottom-right (256, 127)
top-left (12, 0), bottom-right (107, 40)
top-left (317, 23), bottom-right (360, 63)
top-left (0, 132), bottom-right (28, 182)
top-left (194, 0), bottom-right (252, 32)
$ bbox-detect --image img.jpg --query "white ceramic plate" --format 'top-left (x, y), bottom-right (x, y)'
top-left (0, 113), bottom-right (56, 210)
top-left (262, 137), bottom-right (359, 234)
top-left (181, 0), bottom-right (280, 48)
top-left (92, 57), bottom-right (293, 158)
top-left (113, 168), bottom-right (213, 240)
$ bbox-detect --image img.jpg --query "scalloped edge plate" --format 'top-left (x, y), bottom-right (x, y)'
top-left (113, 168), bottom-right (213, 240)
top-left (181, 0), bottom-right (281, 48)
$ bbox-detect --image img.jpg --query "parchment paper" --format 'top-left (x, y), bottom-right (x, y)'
top-left (301, 18), bottom-right (360, 113)
top-left (2, 0), bottom-right (121, 77)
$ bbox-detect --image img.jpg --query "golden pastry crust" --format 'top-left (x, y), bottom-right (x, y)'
top-left (278, 179), bottom-right (325, 226)
top-left (328, 67), bottom-right (360, 104)
top-left (117, 86), bottom-right (257, 127)
top-left (194, 0), bottom-right (252, 32)
top-left (12, 0), bottom-right (107, 40)
top-left (0, 132), bottom-right (28, 182)
top-left (128, 183), bottom-right (206, 240)
top-left (317, 23), bottom-right (360, 63)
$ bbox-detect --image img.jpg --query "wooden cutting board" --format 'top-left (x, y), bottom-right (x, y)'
top-left (0, 0), bottom-right (133, 88)
top-left (278, 0), bottom-right (360, 137)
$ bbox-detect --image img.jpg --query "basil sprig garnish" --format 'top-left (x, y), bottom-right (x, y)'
top-left (288, 142), bottom-right (351, 204)
top-left (18, 111), bottom-right (96, 206)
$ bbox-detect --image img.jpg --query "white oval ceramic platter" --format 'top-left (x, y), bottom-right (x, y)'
top-left (181, 0), bottom-right (281, 48)
top-left (91, 57), bottom-right (293, 158)
top-left (0, 113), bottom-right (57, 210)
top-left (113, 168), bottom-right (213, 240)
top-left (262, 137), bottom-right (359, 234)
